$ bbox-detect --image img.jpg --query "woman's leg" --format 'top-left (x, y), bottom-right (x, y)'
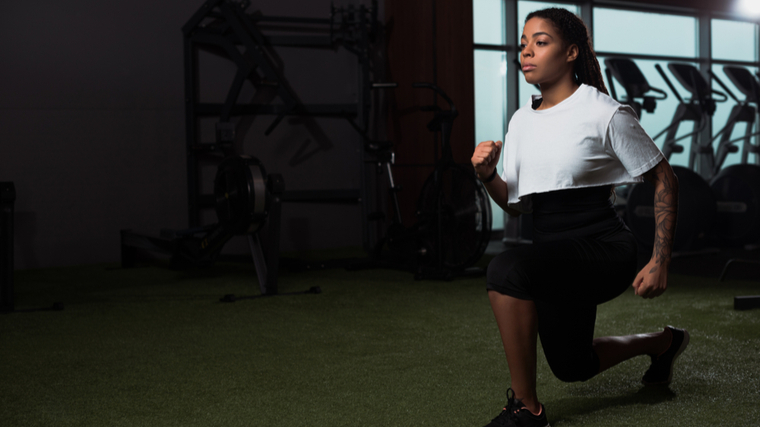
top-left (486, 231), bottom-right (671, 410)
top-left (488, 290), bottom-right (541, 415)
top-left (487, 234), bottom-right (640, 390)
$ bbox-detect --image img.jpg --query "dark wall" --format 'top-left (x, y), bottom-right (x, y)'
top-left (1, 0), bottom-right (381, 269)
top-left (385, 0), bottom-right (475, 227)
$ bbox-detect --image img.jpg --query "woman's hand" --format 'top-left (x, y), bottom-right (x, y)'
top-left (472, 140), bottom-right (503, 181)
top-left (631, 259), bottom-right (669, 299)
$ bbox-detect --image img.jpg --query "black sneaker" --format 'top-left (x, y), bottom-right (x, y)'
top-left (642, 326), bottom-right (690, 386)
top-left (484, 388), bottom-right (550, 427)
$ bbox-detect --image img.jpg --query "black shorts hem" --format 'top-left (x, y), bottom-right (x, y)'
top-left (486, 282), bottom-right (534, 301)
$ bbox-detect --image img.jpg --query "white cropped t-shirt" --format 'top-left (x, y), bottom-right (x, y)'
top-left (500, 84), bottom-right (664, 213)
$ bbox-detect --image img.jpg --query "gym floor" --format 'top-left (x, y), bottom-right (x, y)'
top-left (3, 250), bottom-right (759, 426)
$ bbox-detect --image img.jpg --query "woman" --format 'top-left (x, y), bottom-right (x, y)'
top-left (471, 8), bottom-right (689, 427)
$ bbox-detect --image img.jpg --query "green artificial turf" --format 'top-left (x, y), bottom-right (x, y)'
top-left (1, 252), bottom-right (759, 426)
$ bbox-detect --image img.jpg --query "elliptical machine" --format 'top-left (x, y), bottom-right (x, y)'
top-left (607, 60), bottom-right (726, 251)
top-left (605, 58), bottom-right (668, 120)
top-left (701, 66), bottom-right (760, 306)
top-left (706, 66), bottom-right (760, 247)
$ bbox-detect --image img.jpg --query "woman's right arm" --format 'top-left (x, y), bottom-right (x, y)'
top-left (471, 140), bottom-right (522, 217)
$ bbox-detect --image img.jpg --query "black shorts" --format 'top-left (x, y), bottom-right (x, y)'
top-left (487, 185), bottom-right (637, 303)
top-left (486, 185), bottom-right (639, 382)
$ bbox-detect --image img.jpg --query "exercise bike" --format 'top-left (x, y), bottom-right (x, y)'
top-left (361, 83), bottom-right (493, 280)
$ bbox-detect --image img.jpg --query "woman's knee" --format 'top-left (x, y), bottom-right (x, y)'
top-left (550, 365), bottom-right (595, 383)
top-left (545, 351), bottom-right (599, 383)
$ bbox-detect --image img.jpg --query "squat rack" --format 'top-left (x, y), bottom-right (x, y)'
top-left (181, 0), bottom-right (383, 249)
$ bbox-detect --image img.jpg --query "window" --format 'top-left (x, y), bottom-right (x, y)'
top-left (712, 19), bottom-right (758, 62)
top-left (473, 0), bottom-right (510, 230)
top-left (473, 51), bottom-right (508, 230)
top-left (594, 8), bottom-right (698, 58)
top-left (474, 0), bottom-right (506, 45)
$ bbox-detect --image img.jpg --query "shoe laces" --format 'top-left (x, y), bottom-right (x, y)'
top-left (490, 388), bottom-right (524, 426)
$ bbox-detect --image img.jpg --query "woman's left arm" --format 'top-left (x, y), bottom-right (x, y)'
top-left (632, 158), bottom-right (679, 299)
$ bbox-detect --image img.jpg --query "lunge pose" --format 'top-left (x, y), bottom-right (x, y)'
top-left (471, 8), bottom-right (689, 427)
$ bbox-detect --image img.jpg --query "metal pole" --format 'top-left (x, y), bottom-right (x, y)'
top-left (1, 182), bottom-right (16, 312)
top-left (184, 36), bottom-right (201, 227)
top-left (698, 13), bottom-right (713, 180)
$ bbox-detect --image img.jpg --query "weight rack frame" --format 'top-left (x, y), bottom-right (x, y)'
top-left (182, 0), bottom-right (381, 250)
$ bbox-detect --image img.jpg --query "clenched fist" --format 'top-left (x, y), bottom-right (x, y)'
top-left (471, 140), bottom-right (503, 181)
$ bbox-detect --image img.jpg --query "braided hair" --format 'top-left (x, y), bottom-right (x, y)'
top-left (525, 8), bottom-right (608, 95)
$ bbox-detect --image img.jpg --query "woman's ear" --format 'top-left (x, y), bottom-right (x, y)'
top-left (566, 44), bottom-right (579, 62)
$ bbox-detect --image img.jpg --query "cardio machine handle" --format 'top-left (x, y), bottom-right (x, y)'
top-left (689, 68), bottom-right (728, 105)
top-left (655, 64), bottom-right (684, 104)
top-left (371, 82), bottom-right (398, 89)
top-left (707, 70), bottom-right (739, 103)
top-left (412, 82), bottom-right (457, 113)
top-left (710, 89), bottom-right (729, 103)
top-left (646, 86), bottom-right (668, 100)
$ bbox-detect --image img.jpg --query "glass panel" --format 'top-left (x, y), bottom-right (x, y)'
top-left (474, 0), bottom-right (506, 45)
top-left (516, 2), bottom-right (580, 106)
top-left (594, 8), bottom-right (697, 58)
top-left (474, 49), bottom-right (508, 229)
top-left (712, 19), bottom-right (758, 62)
top-left (711, 64), bottom-right (760, 168)
top-left (517, 0), bottom-right (579, 25)
top-left (601, 57), bottom-right (698, 169)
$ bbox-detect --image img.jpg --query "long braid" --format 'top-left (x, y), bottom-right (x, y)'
top-left (526, 8), bottom-right (608, 95)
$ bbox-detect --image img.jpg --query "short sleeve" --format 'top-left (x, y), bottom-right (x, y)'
top-left (606, 107), bottom-right (665, 178)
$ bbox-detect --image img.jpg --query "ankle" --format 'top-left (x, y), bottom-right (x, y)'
top-left (518, 397), bottom-right (541, 415)
top-left (527, 403), bottom-right (542, 416)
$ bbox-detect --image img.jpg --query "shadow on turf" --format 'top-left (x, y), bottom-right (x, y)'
top-left (550, 386), bottom-right (676, 420)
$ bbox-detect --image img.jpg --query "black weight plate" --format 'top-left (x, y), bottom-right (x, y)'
top-left (416, 164), bottom-right (492, 271)
top-left (709, 164), bottom-right (760, 246)
top-left (626, 165), bottom-right (716, 251)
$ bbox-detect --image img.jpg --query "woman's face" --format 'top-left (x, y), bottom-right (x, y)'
top-left (519, 17), bottom-right (577, 86)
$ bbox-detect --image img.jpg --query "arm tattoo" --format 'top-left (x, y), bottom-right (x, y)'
top-left (643, 161), bottom-right (679, 273)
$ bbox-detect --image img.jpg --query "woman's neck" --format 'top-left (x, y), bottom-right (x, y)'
top-left (537, 76), bottom-right (580, 110)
